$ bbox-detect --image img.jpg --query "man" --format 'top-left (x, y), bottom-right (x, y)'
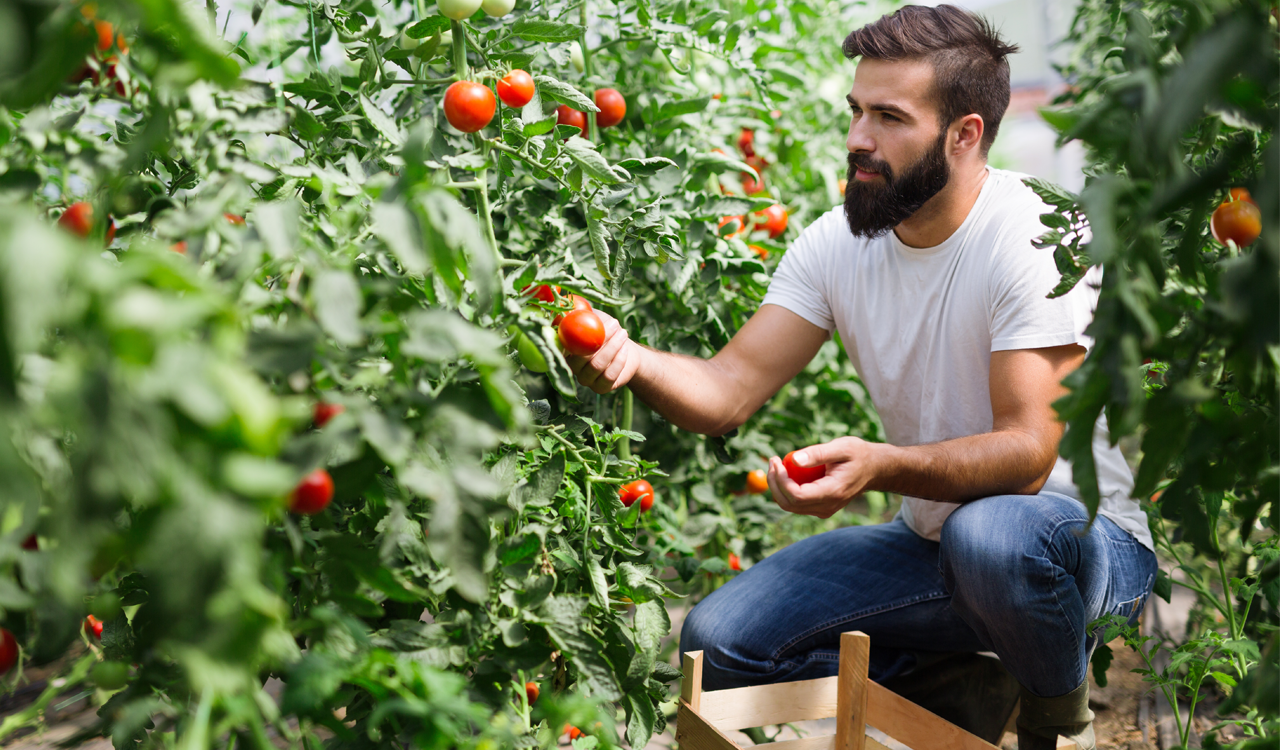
top-left (569, 6), bottom-right (1156, 749)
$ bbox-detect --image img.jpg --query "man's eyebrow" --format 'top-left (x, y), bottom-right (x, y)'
top-left (845, 95), bottom-right (911, 118)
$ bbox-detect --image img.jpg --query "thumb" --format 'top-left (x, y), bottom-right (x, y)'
top-left (792, 442), bottom-right (838, 467)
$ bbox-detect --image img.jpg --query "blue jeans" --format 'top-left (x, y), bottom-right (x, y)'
top-left (680, 493), bottom-right (1157, 698)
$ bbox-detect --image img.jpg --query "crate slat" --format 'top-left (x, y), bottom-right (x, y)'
top-left (866, 681), bottom-right (1000, 750)
top-left (698, 676), bottom-right (840, 730)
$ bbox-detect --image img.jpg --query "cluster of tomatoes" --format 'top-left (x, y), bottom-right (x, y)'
top-left (69, 5), bottom-right (129, 97)
top-left (444, 70), bottom-right (626, 141)
top-left (516, 284), bottom-right (607, 368)
top-left (713, 128), bottom-right (790, 258)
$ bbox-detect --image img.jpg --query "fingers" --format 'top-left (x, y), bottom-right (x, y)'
top-left (768, 455), bottom-right (844, 519)
top-left (568, 321), bottom-right (638, 393)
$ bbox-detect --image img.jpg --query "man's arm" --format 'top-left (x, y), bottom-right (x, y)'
top-left (568, 304), bottom-right (829, 436)
top-left (767, 344), bottom-right (1085, 518)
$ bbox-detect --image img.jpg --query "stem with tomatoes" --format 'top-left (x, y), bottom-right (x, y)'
top-left (449, 20), bottom-right (501, 270)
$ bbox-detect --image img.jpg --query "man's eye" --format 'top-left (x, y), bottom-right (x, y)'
top-left (882, 113), bottom-right (899, 122)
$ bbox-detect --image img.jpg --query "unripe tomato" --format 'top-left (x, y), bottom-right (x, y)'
top-left (444, 81), bottom-right (496, 133)
top-left (552, 294), bottom-right (592, 326)
top-left (570, 45), bottom-right (584, 73)
top-left (619, 479), bottom-right (654, 511)
top-left (481, 0), bottom-right (516, 17)
top-left (556, 105), bottom-right (586, 138)
top-left (313, 401), bottom-right (345, 428)
top-left (85, 614), bottom-right (104, 639)
top-left (594, 88), bottom-right (626, 128)
top-left (0, 629), bottom-right (17, 674)
top-left (1211, 193), bottom-right (1262, 248)
top-left (523, 283), bottom-right (560, 303)
top-left (224, 212), bottom-right (245, 226)
top-left (91, 660), bottom-right (130, 690)
top-left (783, 450), bottom-right (825, 485)
top-left (514, 330), bottom-right (548, 373)
top-left (756, 204), bottom-right (788, 239)
top-left (525, 681), bottom-right (539, 705)
top-left (558, 309), bottom-right (605, 356)
top-left (497, 69), bottom-right (535, 108)
top-left (737, 127), bottom-right (755, 157)
top-left (728, 553), bottom-right (741, 571)
top-left (745, 469), bottom-right (769, 494)
top-left (289, 469), bottom-right (335, 515)
top-left (437, 0), bottom-right (483, 21)
top-left (58, 202), bottom-right (94, 238)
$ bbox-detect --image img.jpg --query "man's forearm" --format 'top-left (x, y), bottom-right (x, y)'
top-left (627, 347), bottom-right (748, 436)
top-left (872, 429), bottom-right (1059, 503)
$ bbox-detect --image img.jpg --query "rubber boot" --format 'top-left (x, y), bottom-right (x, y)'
top-left (1015, 681), bottom-right (1097, 750)
top-left (880, 651), bottom-right (1021, 745)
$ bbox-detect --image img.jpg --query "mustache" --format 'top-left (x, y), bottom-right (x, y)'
top-left (847, 152), bottom-right (893, 180)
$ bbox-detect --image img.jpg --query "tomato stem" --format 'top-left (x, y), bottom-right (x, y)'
top-left (450, 20), bottom-right (467, 81)
top-left (578, 1), bottom-right (599, 142)
top-left (618, 387), bottom-right (633, 460)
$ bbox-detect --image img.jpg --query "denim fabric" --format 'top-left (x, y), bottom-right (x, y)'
top-left (680, 492), bottom-right (1157, 698)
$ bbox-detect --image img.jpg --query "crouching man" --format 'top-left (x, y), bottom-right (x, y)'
top-left (567, 5), bottom-right (1156, 748)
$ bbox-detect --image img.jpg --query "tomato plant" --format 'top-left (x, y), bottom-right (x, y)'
top-left (57, 201), bottom-right (93, 237)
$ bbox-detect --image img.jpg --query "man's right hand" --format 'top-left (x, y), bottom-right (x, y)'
top-left (566, 309), bottom-right (643, 394)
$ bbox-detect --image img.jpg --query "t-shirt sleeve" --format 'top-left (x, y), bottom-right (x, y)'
top-left (760, 208), bottom-right (839, 333)
top-left (988, 214), bottom-right (1099, 353)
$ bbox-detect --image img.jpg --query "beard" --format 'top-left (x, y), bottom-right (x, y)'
top-left (843, 130), bottom-right (950, 239)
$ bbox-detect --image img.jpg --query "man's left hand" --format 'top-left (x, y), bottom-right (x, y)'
top-left (766, 437), bottom-right (885, 518)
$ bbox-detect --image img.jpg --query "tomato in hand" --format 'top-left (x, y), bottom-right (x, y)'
top-left (85, 614), bottom-right (104, 639)
top-left (619, 479), bottom-right (654, 511)
top-left (593, 88), bottom-right (626, 128)
top-left (497, 69), bottom-right (535, 108)
top-left (1211, 191), bottom-right (1262, 248)
top-left (756, 204), bottom-right (789, 239)
top-left (444, 81), bottom-right (496, 133)
top-left (557, 309), bottom-right (605, 357)
top-left (552, 294), bottom-right (592, 325)
top-left (437, 0), bottom-right (483, 21)
top-left (289, 469), bottom-right (335, 515)
top-left (745, 469), bottom-right (769, 494)
top-left (783, 450), bottom-right (825, 485)
top-left (58, 202), bottom-right (94, 238)
top-left (728, 553), bottom-right (741, 571)
top-left (0, 629), bottom-right (17, 674)
top-left (313, 401), bottom-right (345, 428)
top-left (525, 681), bottom-right (539, 705)
top-left (556, 105), bottom-right (587, 138)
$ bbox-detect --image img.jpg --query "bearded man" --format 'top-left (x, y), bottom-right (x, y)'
top-left (567, 5), bottom-right (1156, 749)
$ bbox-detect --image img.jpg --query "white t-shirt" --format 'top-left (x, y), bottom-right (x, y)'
top-left (762, 167), bottom-right (1153, 550)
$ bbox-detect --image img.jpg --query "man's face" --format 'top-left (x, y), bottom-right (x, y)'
top-left (843, 58), bottom-right (951, 239)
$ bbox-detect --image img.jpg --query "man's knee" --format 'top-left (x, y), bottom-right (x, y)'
top-left (939, 495), bottom-right (1070, 604)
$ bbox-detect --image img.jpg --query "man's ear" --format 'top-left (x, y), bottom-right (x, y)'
top-left (950, 114), bottom-right (985, 157)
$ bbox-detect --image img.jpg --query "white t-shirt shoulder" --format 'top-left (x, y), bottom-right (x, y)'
top-left (762, 168), bottom-right (1153, 550)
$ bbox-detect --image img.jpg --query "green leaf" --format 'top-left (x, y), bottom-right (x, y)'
top-left (509, 454), bottom-right (565, 512)
top-left (311, 270), bottom-right (365, 347)
top-left (533, 75), bottom-right (599, 112)
top-left (360, 94), bottom-right (404, 146)
top-left (512, 19), bottom-right (585, 43)
top-left (372, 202), bottom-right (428, 276)
top-left (406, 17), bottom-right (450, 38)
top-left (1090, 642), bottom-right (1113, 688)
top-left (561, 139), bottom-right (623, 185)
top-left (616, 157), bottom-right (678, 176)
top-left (656, 95), bottom-right (712, 122)
top-left (587, 210), bottom-right (613, 279)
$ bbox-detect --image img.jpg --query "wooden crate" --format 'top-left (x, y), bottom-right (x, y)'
top-left (675, 631), bottom-right (1077, 750)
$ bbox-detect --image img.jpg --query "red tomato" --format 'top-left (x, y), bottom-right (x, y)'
top-left (552, 294), bottom-right (592, 326)
top-left (640, 492), bottom-right (654, 512)
top-left (737, 127), bottom-right (755, 157)
top-left (1211, 195), bottom-right (1261, 248)
top-left (594, 88), bottom-right (626, 128)
top-left (313, 402), bottom-right (345, 428)
top-left (443, 81), bottom-right (496, 133)
top-left (94, 20), bottom-right (114, 52)
top-left (566, 726), bottom-right (583, 740)
top-left (21, 534), bottom-right (37, 551)
top-left (783, 450), bottom-right (825, 484)
top-left (58, 202), bottom-right (94, 238)
top-left (556, 105), bottom-right (587, 137)
top-left (1229, 187), bottom-right (1257, 206)
top-left (748, 244), bottom-right (769, 260)
top-left (557, 309), bottom-right (605, 356)
top-left (171, 241), bottom-right (187, 255)
top-left (741, 171), bottom-right (764, 195)
top-left (525, 681), bottom-right (539, 705)
top-left (104, 217), bottom-right (116, 246)
top-left (0, 629), bottom-right (17, 674)
top-left (619, 479), bottom-right (654, 509)
top-left (289, 469), bottom-right (335, 515)
top-left (497, 69), bottom-right (535, 108)
top-left (224, 212), bottom-right (245, 226)
top-left (85, 615), bottom-right (104, 639)
top-left (523, 284), bottom-right (560, 303)
top-left (728, 553), bottom-right (741, 571)
top-left (745, 469), bottom-right (769, 494)
top-left (719, 215), bottom-right (747, 238)
top-left (756, 204), bottom-right (788, 239)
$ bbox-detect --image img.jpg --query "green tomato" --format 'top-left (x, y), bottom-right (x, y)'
top-left (92, 661), bottom-right (130, 690)
top-left (569, 44), bottom-right (584, 73)
top-left (301, 176), bottom-right (323, 202)
top-left (399, 31), bottom-right (420, 50)
top-left (514, 329), bottom-right (548, 373)
top-left (437, 0), bottom-right (482, 21)
top-left (481, 0), bottom-right (515, 16)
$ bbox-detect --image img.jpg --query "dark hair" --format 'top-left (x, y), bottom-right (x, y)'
top-left (843, 5), bottom-right (1019, 154)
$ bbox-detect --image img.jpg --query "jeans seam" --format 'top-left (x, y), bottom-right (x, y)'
top-left (772, 590), bottom-right (951, 659)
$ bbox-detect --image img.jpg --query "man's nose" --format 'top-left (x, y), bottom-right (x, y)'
top-left (846, 116), bottom-right (875, 154)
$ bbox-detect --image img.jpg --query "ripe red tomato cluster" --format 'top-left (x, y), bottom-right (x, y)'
top-left (70, 11), bottom-right (130, 96)
top-left (1211, 187), bottom-right (1261, 248)
top-left (619, 479), bottom-right (655, 512)
top-left (58, 202), bottom-right (117, 246)
top-left (755, 204), bottom-right (788, 239)
top-left (289, 469), bottom-right (335, 514)
top-left (444, 80), bottom-right (497, 133)
top-left (556, 105), bottom-right (587, 137)
top-left (783, 450), bottom-right (825, 484)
